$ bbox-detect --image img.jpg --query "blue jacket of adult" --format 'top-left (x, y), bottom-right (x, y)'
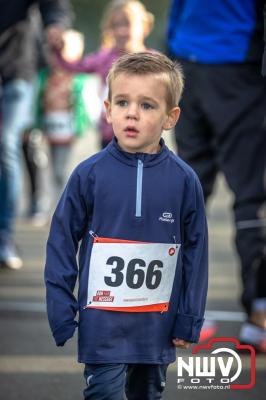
top-left (167, 0), bottom-right (265, 64)
top-left (45, 138), bottom-right (208, 364)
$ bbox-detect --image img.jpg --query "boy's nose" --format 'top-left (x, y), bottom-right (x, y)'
top-left (126, 104), bottom-right (139, 119)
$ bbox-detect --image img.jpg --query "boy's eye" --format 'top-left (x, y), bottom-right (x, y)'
top-left (116, 100), bottom-right (128, 107)
top-left (141, 102), bottom-right (154, 110)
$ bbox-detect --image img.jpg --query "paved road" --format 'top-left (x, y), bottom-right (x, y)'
top-left (0, 131), bottom-right (265, 399)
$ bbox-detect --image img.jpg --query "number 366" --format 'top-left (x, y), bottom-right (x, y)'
top-left (104, 256), bottom-right (163, 290)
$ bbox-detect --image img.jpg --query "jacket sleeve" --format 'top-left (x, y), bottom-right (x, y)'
top-left (38, 0), bottom-right (73, 28)
top-left (172, 172), bottom-right (208, 343)
top-left (55, 50), bottom-right (104, 74)
top-left (44, 167), bottom-right (89, 346)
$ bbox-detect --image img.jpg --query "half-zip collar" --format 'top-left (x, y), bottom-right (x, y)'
top-left (107, 137), bottom-right (169, 167)
top-left (107, 137), bottom-right (170, 218)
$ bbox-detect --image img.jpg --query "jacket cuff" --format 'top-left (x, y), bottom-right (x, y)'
top-left (53, 320), bottom-right (78, 347)
top-left (172, 314), bottom-right (204, 343)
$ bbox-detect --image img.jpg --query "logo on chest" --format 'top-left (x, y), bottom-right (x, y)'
top-left (159, 212), bottom-right (175, 224)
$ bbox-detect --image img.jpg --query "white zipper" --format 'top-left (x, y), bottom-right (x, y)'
top-left (135, 159), bottom-right (143, 217)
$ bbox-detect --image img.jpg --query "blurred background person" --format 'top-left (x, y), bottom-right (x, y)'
top-left (167, 0), bottom-right (266, 351)
top-left (22, 6), bottom-right (50, 226)
top-left (55, 0), bottom-right (155, 149)
top-left (263, 2), bottom-right (266, 76)
top-left (33, 29), bottom-right (94, 214)
top-left (0, 0), bottom-right (72, 270)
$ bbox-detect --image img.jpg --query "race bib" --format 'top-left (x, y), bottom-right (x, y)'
top-left (43, 111), bottom-right (74, 141)
top-left (85, 237), bottom-right (180, 312)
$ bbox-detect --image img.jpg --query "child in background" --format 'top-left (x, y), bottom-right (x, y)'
top-left (36, 29), bottom-right (93, 203)
top-left (56, 0), bottom-right (154, 148)
top-left (45, 52), bottom-right (208, 400)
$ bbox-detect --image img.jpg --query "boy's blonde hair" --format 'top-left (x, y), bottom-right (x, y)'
top-left (107, 52), bottom-right (184, 109)
top-left (101, 0), bottom-right (154, 47)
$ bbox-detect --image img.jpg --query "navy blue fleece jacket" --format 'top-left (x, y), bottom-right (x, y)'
top-left (45, 138), bottom-right (208, 364)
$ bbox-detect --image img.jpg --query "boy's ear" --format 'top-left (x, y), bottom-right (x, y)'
top-left (163, 107), bottom-right (181, 130)
top-left (104, 100), bottom-right (112, 124)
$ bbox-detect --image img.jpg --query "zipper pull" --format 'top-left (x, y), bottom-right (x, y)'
top-left (161, 304), bottom-right (168, 314)
top-left (89, 230), bottom-right (98, 239)
top-left (172, 235), bottom-right (178, 248)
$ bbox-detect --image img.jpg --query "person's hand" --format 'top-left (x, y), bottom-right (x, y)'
top-left (172, 338), bottom-right (192, 349)
top-left (45, 25), bottom-right (65, 51)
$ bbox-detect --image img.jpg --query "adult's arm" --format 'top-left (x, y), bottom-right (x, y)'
top-left (262, 4), bottom-right (266, 76)
top-left (38, 0), bottom-right (74, 49)
top-left (38, 0), bottom-right (73, 28)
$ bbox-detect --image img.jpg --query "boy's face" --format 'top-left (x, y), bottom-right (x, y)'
top-left (105, 73), bottom-right (180, 154)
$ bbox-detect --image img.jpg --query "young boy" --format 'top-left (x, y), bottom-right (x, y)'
top-left (45, 52), bottom-right (208, 399)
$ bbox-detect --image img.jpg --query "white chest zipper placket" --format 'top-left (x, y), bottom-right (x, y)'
top-left (135, 159), bottom-right (143, 217)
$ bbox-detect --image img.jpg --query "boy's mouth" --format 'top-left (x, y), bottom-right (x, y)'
top-left (124, 126), bottom-right (139, 137)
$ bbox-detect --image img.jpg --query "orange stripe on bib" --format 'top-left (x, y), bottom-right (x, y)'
top-left (85, 302), bottom-right (169, 313)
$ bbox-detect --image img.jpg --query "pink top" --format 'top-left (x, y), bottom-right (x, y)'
top-left (57, 47), bottom-right (123, 83)
top-left (57, 47), bottom-right (124, 143)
